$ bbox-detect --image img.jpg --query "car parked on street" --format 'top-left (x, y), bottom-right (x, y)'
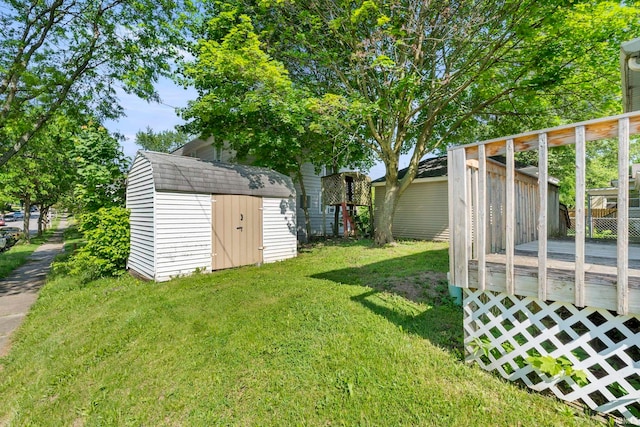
top-left (0, 227), bottom-right (22, 240)
top-left (2, 213), bottom-right (14, 222)
top-left (12, 211), bottom-right (23, 221)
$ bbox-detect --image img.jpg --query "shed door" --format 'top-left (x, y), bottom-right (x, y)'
top-left (212, 195), bottom-right (263, 270)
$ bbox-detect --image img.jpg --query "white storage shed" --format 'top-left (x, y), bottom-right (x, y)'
top-left (126, 151), bottom-right (297, 282)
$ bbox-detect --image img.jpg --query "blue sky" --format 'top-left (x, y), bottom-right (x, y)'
top-left (103, 77), bottom-right (196, 160)
top-left (104, 77), bottom-right (397, 179)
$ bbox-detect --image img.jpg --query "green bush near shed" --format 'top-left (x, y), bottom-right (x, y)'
top-left (54, 207), bottom-right (129, 282)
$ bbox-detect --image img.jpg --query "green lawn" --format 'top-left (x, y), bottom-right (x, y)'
top-left (0, 240), bottom-right (600, 426)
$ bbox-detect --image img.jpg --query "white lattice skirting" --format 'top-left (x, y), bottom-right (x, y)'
top-left (463, 289), bottom-right (640, 425)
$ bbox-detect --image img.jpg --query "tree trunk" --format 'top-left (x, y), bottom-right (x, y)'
top-left (37, 205), bottom-right (46, 235)
top-left (22, 198), bottom-right (31, 243)
top-left (295, 169), bottom-right (312, 242)
top-left (374, 181), bottom-right (401, 246)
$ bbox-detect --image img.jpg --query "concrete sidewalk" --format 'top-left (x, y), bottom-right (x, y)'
top-left (0, 219), bottom-right (67, 357)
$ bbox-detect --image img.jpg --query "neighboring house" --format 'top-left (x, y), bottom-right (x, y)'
top-left (126, 151), bottom-right (297, 281)
top-left (173, 137), bottom-right (343, 241)
top-left (372, 156), bottom-right (561, 243)
top-left (582, 164), bottom-right (640, 238)
top-left (372, 157), bottom-right (450, 241)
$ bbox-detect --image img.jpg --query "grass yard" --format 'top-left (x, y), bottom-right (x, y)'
top-left (0, 240), bottom-right (600, 426)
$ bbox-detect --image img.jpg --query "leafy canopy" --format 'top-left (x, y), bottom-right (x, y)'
top-left (0, 0), bottom-right (189, 166)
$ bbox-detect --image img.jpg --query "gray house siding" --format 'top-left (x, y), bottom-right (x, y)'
top-left (295, 163), bottom-right (327, 239)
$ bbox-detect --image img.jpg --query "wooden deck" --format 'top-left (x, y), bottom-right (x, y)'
top-left (468, 239), bottom-right (640, 313)
top-left (515, 239), bottom-right (640, 269)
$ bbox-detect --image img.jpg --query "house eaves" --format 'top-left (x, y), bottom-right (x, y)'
top-left (621, 38), bottom-right (640, 113)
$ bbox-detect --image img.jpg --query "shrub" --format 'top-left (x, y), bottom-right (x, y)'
top-left (58, 207), bottom-right (129, 283)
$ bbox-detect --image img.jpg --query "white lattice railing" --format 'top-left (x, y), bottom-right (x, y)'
top-left (464, 289), bottom-right (640, 424)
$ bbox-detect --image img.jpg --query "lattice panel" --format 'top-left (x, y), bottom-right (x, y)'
top-left (463, 289), bottom-right (640, 425)
top-left (321, 173), bottom-right (371, 206)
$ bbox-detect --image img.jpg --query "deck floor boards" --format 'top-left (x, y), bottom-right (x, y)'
top-left (508, 239), bottom-right (640, 270)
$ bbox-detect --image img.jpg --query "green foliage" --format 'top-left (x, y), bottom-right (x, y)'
top-left (526, 355), bottom-right (589, 387)
top-left (0, 114), bottom-right (77, 239)
top-left (56, 207), bottom-right (130, 283)
top-left (180, 0), bottom-right (640, 244)
top-left (180, 4), bottom-right (373, 173)
top-left (69, 123), bottom-right (129, 213)
top-left (0, 0), bottom-right (190, 166)
top-left (469, 337), bottom-right (492, 359)
top-left (134, 127), bottom-right (191, 153)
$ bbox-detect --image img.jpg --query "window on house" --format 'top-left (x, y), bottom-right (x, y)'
top-left (299, 195), bottom-right (311, 209)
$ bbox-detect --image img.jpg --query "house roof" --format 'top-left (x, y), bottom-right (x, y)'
top-left (622, 38), bottom-right (640, 113)
top-left (371, 156), bottom-right (448, 183)
top-left (171, 137), bottom-right (211, 156)
top-left (136, 151), bottom-right (295, 198)
top-left (371, 155), bottom-right (555, 186)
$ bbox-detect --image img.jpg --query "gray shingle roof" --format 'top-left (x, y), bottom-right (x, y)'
top-left (372, 156), bottom-right (448, 183)
top-left (371, 155), bottom-right (534, 184)
top-left (137, 151), bottom-right (295, 198)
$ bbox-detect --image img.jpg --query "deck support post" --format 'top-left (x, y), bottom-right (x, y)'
top-left (618, 118), bottom-right (630, 315)
top-left (449, 148), bottom-right (469, 288)
top-left (538, 133), bottom-right (548, 301)
top-left (478, 145), bottom-right (487, 291)
top-left (575, 126), bottom-right (586, 307)
top-left (506, 139), bottom-right (515, 295)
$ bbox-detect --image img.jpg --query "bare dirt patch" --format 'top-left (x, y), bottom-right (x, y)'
top-left (371, 271), bottom-right (449, 304)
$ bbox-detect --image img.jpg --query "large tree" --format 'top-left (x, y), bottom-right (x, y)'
top-left (180, 9), bottom-right (372, 237)
top-left (0, 114), bottom-right (76, 240)
top-left (181, 0), bottom-right (640, 244)
top-left (0, 0), bottom-right (187, 166)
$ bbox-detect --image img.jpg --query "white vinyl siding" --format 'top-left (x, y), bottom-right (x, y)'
top-left (375, 180), bottom-right (449, 241)
top-left (262, 197), bottom-right (297, 263)
top-left (126, 156), bottom-right (155, 280)
top-left (154, 192), bottom-right (212, 281)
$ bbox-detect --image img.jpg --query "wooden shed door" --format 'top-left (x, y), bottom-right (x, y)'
top-left (212, 195), bottom-right (263, 270)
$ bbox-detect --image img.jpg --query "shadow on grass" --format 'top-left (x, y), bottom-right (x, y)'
top-left (352, 290), bottom-right (463, 358)
top-left (311, 249), bottom-right (463, 359)
top-left (298, 237), bottom-right (376, 253)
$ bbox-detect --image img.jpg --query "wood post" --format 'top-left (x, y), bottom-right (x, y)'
top-left (575, 125), bottom-right (586, 307)
top-left (618, 118), bottom-right (629, 315)
top-left (538, 133), bottom-right (548, 301)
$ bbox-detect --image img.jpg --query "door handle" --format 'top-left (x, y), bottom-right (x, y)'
top-left (236, 226), bottom-right (243, 231)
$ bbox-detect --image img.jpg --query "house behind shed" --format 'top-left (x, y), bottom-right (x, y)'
top-left (372, 156), bottom-right (561, 244)
top-left (126, 151), bottom-right (297, 282)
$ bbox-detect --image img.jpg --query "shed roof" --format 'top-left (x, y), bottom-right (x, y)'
top-left (136, 151), bottom-right (295, 198)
